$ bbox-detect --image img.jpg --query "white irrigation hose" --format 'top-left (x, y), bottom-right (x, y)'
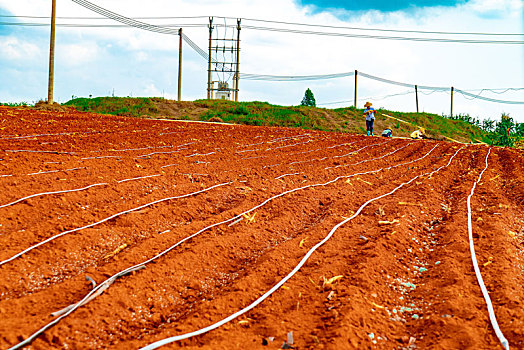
top-left (332, 140), bottom-right (387, 159)
top-left (467, 148), bottom-right (509, 350)
top-left (275, 172), bottom-right (303, 180)
top-left (0, 183), bottom-right (108, 209)
top-left (236, 148), bottom-right (263, 154)
top-left (102, 145), bottom-right (174, 152)
top-left (185, 152), bottom-right (216, 158)
top-left (0, 131), bottom-right (97, 140)
top-left (26, 167), bottom-right (86, 176)
top-left (7, 144), bottom-right (444, 350)
top-left (141, 145), bottom-right (463, 350)
top-left (241, 133), bottom-right (311, 148)
top-left (160, 163), bottom-right (178, 168)
top-left (0, 182), bottom-right (231, 267)
top-left (5, 149), bottom-right (76, 155)
top-left (135, 150), bottom-right (183, 159)
top-left (325, 142), bottom-right (412, 170)
top-left (81, 155), bottom-right (122, 160)
top-left (116, 174), bottom-right (162, 183)
top-left (286, 140), bottom-right (384, 167)
top-left (287, 140), bottom-right (358, 157)
top-left (267, 139), bottom-right (312, 151)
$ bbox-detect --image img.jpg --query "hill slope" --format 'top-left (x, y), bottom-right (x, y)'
top-left (63, 97), bottom-right (489, 143)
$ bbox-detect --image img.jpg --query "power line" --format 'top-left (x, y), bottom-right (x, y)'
top-left (318, 89), bottom-right (414, 106)
top-left (241, 70), bottom-right (523, 104)
top-left (243, 25), bottom-right (524, 45)
top-left (0, 21), bottom-right (208, 28)
top-left (239, 16), bottom-right (524, 37)
top-left (454, 89), bottom-right (524, 104)
top-left (4, 20), bottom-right (521, 44)
top-left (358, 72), bottom-right (449, 91)
top-left (240, 71), bottom-right (355, 81)
top-left (66, 0), bottom-right (215, 65)
top-left (2, 14), bottom-right (522, 37)
top-left (0, 15), bottom-right (210, 20)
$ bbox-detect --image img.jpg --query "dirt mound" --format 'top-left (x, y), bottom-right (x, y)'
top-left (0, 105), bottom-right (523, 349)
top-left (33, 100), bottom-right (69, 112)
top-left (150, 98), bottom-right (209, 119)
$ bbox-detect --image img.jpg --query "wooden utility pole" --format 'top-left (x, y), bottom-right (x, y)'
top-left (450, 86), bottom-right (454, 118)
top-left (178, 28), bottom-right (183, 101)
top-left (415, 85), bottom-right (419, 113)
top-left (207, 17), bottom-right (213, 99)
top-left (47, 0), bottom-right (56, 104)
top-left (354, 70), bottom-right (358, 108)
top-left (234, 19), bottom-right (241, 102)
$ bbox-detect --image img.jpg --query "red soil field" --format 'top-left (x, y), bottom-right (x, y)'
top-left (0, 106), bottom-right (523, 350)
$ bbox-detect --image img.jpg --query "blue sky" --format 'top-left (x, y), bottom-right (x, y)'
top-left (298, 0), bottom-right (467, 12)
top-left (0, 0), bottom-right (522, 122)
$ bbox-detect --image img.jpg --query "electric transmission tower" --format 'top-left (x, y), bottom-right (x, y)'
top-left (207, 17), bottom-right (241, 101)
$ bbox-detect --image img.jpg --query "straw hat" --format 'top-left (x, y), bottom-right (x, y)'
top-left (419, 127), bottom-right (426, 133)
top-left (364, 101), bottom-right (372, 107)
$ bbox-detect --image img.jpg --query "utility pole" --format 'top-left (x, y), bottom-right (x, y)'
top-left (207, 17), bottom-right (213, 99)
top-left (415, 85), bottom-right (419, 113)
top-left (178, 28), bottom-right (183, 101)
top-left (450, 86), bottom-right (454, 118)
top-left (234, 18), bottom-right (241, 102)
top-left (354, 70), bottom-right (358, 109)
top-left (47, 0), bottom-right (56, 104)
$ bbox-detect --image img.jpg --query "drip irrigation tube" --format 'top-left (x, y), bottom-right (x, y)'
top-left (116, 174), bottom-right (162, 183)
top-left (466, 148), bottom-right (509, 350)
top-left (240, 133), bottom-right (312, 148)
top-left (325, 142), bottom-right (412, 170)
top-left (5, 149), bottom-right (76, 155)
top-left (0, 131), bottom-right (98, 140)
top-left (26, 167), bottom-right (86, 176)
top-left (141, 145), bottom-right (463, 350)
top-left (81, 155), bottom-right (122, 160)
top-left (286, 139), bottom-right (385, 167)
top-left (7, 144), bottom-right (444, 349)
top-left (185, 152), bottom-right (216, 157)
top-left (135, 150), bottom-right (185, 159)
top-left (0, 183), bottom-right (108, 209)
top-left (0, 182), bottom-right (231, 267)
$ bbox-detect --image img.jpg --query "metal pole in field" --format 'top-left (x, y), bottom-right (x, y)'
top-left (450, 86), bottom-right (454, 118)
top-left (178, 28), bottom-right (182, 101)
top-left (234, 18), bottom-right (241, 102)
top-left (207, 17), bottom-right (213, 100)
top-left (415, 85), bottom-right (419, 113)
top-left (354, 70), bottom-right (358, 109)
top-left (47, 0), bottom-right (56, 104)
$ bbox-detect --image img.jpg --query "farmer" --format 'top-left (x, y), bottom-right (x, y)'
top-left (410, 127), bottom-right (426, 139)
top-left (381, 128), bottom-right (393, 137)
top-left (363, 101), bottom-right (376, 136)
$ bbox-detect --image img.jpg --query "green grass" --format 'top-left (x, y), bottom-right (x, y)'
top-left (195, 99), bottom-right (326, 130)
top-left (0, 102), bottom-right (31, 107)
top-left (64, 97), bottom-right (159, 117)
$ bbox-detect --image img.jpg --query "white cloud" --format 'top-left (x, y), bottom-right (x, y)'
top-left (58, 42), bottom-right (100, 67)
top-left (143, 83), bottom-right (161, 95)
top-left (0, 37), bottom-right (41, 61)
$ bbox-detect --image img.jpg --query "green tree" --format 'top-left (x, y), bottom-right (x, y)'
top-left (300, 88), bottom-right (316, 107)
top-left (482, 118), bottom-right (495, 132)
top-left (491, 113), bottom-right (515, 147)
top-left (516, 122), bottom-right (524, 137)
